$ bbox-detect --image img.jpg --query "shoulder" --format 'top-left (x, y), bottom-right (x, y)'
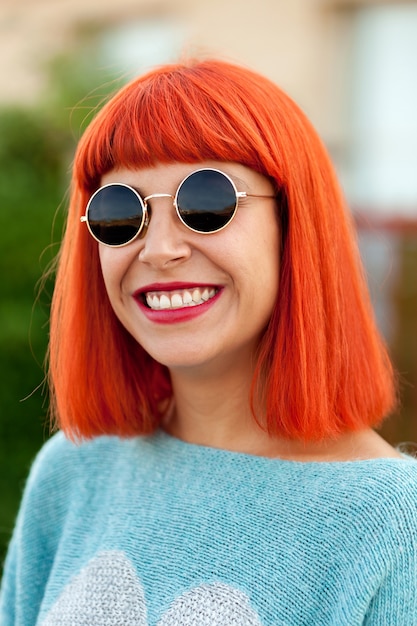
top-left (320, 455), bottom-right (417, 510)
top-left (11, 432), bottom-right (154, 561)
top-left (370, 456), bottom-right (417, 523)
top-left (317, 456), bottom-right (417, 557)
top-left (27, 431), bottom-right (124, 485)
top-left (29, 429), bottom-right (144, 471)
top-left (278, 452), bottom-right (417, 541)
top-left (366, 457), bottom-right (417, 525)
top-left (20, 432), bottom-right (146, 519)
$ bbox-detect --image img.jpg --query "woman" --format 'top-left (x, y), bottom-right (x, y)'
top-left (1, 58), bottom-right (416, 625)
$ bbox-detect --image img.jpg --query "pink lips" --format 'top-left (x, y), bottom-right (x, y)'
top-left (133, 282), bottom-right (221, 325)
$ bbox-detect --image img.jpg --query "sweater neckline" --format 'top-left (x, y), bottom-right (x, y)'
top-left (151, 428), bottom-right (414, 467)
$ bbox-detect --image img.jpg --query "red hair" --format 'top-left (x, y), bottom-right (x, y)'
top-left (49, 58), bottom-right (396, 440)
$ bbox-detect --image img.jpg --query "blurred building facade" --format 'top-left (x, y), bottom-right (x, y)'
top-left (1, 1), bottom-right (417, 206)
top-left (0, 2), bottom-right (408, 135)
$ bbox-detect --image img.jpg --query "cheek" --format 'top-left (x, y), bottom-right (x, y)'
top-left (98, 247), bottom-right (113, 292)
top-left (251, 215), bottom-right (281, 272)
top-left (255, 224), bottom-right (281, 311)
top-left (98, 246), bottom-right (129, 303)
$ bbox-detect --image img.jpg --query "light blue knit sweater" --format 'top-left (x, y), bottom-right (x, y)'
top-left (1, 431), bottom-right (417, 625)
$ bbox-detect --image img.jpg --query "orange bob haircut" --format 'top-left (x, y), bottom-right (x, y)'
top-left (49, 58), bottom-right (396, 441)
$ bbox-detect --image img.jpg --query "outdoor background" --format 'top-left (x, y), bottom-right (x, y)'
top-left (1, 0), bottom-right (417, 573)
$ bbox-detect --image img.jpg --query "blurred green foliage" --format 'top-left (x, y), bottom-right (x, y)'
top-left (0, 105), bottom-right (66, 572)
top-left (0, 47), bottom-right (122, 573)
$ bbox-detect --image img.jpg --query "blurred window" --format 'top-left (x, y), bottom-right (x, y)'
top-left (348, 2), bottom-right (417, 217)
top-left (100, 16), bottom-right (188, 78)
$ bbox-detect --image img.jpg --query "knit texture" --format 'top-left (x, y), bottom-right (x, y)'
top-left (1, 431), bottom-right (417, 625)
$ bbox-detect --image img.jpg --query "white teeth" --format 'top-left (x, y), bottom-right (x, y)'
top-left (144, 287), bottom-right (217, 311)
top-left (171, 293), bottom-right (183, 308)
top-left (159, 295), bottom-right (171, 309)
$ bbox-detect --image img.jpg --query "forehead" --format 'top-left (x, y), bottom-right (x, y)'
top-left (100, 161), bottom-right (275, 196)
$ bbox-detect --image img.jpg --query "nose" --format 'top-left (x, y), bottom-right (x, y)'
top-left (137, 195), bottom-right (192, 269)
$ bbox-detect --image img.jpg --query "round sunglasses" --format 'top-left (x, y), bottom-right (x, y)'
top-left (80, 167), bottom-right (275, 247)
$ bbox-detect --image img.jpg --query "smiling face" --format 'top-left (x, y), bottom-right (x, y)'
top-left (98, 161), bottom-right (280, 376)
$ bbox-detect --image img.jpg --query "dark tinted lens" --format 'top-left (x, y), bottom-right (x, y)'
top-left (87, 184), bottom-right (144, 246)
top-left (176, 169), bottom-right (237, 233)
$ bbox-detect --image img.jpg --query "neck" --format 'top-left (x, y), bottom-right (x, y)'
top-left (164, 360), bottom-right (275, 455)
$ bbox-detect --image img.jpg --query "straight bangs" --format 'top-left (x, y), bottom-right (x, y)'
top-left (74, 60), bottom-right (281, 193)
top-left (50, 58), bottom-right (396, 441)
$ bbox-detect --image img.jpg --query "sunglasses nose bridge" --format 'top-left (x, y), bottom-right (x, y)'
top-left (143, 193), bottom-right (175, 208)
top-left (140, 192), bottom-right (177, 239)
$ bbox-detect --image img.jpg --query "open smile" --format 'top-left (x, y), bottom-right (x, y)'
top-left (144, 287), bottom-right (218, 310)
